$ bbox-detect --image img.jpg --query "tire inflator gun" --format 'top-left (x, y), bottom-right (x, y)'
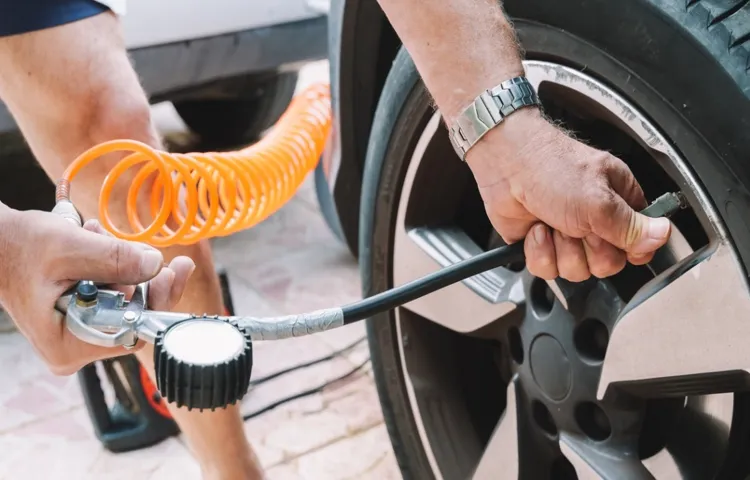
top-left (51, 191), bottom-right (687, 412)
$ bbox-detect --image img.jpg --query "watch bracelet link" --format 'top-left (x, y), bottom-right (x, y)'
top-left (448, 76), bottom-right (541, 161)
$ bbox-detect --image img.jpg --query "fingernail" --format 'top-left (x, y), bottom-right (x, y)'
top-left (140, 250), bottom-right (164, 278)
top-left (633, 217), bottom-right (670, 252)
top-left (648, 217), bottom-right (671, 241)
top-left (533, 224), bottom-right (546, 245)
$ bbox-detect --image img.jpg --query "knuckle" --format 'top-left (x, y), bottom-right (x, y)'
top-left (594, 153), bottom-right (613, 175)
top-left (588, 189), bottom-right (619, 227)
top-left (110, 242), bottom-right (139, 282)
top-left (557, 257), bottom-right (590, 283)
top-left (529, 265), bottom-right (557, 281)
top-left (561, 269), bottom-right (591, 283)
top-left (48, 363), bottom-right (76, 377)
top-left (590, 256), bottom-right (626, 278)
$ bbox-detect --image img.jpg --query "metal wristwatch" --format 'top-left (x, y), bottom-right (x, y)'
top-left (448, 76), bottom-right (541, 161)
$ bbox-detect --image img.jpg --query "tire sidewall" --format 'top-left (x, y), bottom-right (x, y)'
top-left (361, 47), bottom-right (435, 478)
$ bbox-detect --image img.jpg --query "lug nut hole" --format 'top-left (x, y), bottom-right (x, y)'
top-left (574, 318), bottom-right (609, 363)
top-left (507, 326), bottom-right (524, 364)
top-left (532, 400), bottom-right (558, 438)
top-left (530, 278), bottom-right (555, 317)
top-left (575, 402), bottom-right (612, 441)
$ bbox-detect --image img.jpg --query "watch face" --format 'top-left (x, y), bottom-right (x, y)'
top-left (163, 319), bottom-right (245, 366)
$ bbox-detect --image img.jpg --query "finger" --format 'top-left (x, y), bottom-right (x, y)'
top-left (146, 257), bottom-right (195, 311)
top-left (84, 219), bottom-right (155, 252)
top-left (166, 256), bottom-right (196, 309)
top-left (627, 250), bottom-right (655, 266)
top-left (553, 231), bottom-right (591, 282)
top-left (524, 223), bottom-right (558, 279)
top-left (37, 311), bottom-right (143, 376)
top-left (588, 188), bottom-right (671, 256)
top-left (109, 284), bottom-right (137, 300)
top-left (83, 219), bottom-right (114, 237)
top-left (56, 227), bottom-right (165, 285)
top-left (148, 267), bottom-right (176, 311)
top-left (487, 210), bottom-right (537, 244)
top-left (582, 234), bottom-right (626, 278)
top-left (82, 221), bottom-right (138, 296)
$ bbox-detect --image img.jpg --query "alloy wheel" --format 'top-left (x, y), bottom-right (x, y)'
top-left (390, 61), bottom-right (750, 479)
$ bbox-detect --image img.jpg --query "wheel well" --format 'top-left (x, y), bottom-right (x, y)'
top-left (331, 0), bottom-right (401, 255)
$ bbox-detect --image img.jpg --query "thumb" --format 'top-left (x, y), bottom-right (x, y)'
top-left (58, 227), bottom-right (164, 285)
top-left (625, 211), bottom-right (672, 255)
top-left (591, 194), bottom-right (672, 255)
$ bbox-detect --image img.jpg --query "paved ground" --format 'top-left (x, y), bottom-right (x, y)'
top-left (0, 61), bottom-right (402, 479)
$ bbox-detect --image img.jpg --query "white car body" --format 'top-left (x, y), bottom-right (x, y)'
top-left (120, 0), bottom-right (329, 49)
top-left (0, 0), bottom-right (330, 134)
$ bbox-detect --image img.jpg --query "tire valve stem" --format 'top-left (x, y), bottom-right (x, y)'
top-left (642, 191), bottom-right (689, 219)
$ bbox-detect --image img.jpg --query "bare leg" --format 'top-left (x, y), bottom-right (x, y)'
top-left (0, 13), bottom-right (263, 480)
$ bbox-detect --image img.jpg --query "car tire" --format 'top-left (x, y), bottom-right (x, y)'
top-left (360, 3), bottom-right (750, 478)
top-left (174, 72), bottom-right (298, 148)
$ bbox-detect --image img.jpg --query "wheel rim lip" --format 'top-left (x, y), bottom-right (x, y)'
top-left (391, 59), bottom-right (738, 478)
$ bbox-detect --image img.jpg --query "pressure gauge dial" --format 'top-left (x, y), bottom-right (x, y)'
top-left (154, 317), bottom-right (253, 411)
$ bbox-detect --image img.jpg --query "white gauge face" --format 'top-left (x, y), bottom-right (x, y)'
top-left (163, 320), bottom-right (245, 366)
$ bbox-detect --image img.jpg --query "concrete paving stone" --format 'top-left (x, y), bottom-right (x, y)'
top-left (263, 409), bottom-right (351, 458)
top-left (243, 366), bottom-right (382, 452)
top-left (266, 461), bottom-right (302, 480)
top-left (220, 273), bottom-right (283, 318)
top-left (314, 322), bottom-right (372, 367)
top-left (232, 246), bottom-right (361, 316)
top-left (241, 356), bottom-right (356, 423)
top-left (358, 452), bottom-right (403, 480)
top-left (293, 424), bottom-right (395, 480)
top-left (249, 333), bottom-right (341, 381)
top-left (211, 193), bottom-right (339, 271)
top-left (240, 365), bottom-right (383, 467)
top-left (0, 333), bottom-right (85, 433)
top-left (0, 407), bottom-right (195, 479)
top-left (322, 374), bottom-right (384, 436)
top-left (146, 451), bottom-right (203, 480)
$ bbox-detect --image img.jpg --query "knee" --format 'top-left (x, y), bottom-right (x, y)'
top-left (64, 80), bottom-right (156, 147)
top-left (85, 90), bottom-right (156, 145)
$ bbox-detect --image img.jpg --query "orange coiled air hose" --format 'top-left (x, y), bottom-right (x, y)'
top-left (55, 82), bottom-right (331, 247)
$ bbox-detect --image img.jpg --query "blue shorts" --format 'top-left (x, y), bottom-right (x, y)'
top-left (0, 0), bottom-right (111, 38)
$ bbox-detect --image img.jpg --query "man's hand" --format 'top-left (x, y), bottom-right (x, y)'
top-left (374, 0), bottom-right (671, 281)
top-left (0, 205), bottom-right (195, 375)
top-left (466, 109), bottom-right (672, 281)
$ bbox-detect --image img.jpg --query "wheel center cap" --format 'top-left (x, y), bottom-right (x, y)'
top-left (530, 334), bottom-right (572, 401)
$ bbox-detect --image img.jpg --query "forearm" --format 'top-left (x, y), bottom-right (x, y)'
top-left (376, 0), bottom-right (525, 123)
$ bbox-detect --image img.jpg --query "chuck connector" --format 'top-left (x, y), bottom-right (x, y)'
top-left (153, 317), bottom-right (253, 411)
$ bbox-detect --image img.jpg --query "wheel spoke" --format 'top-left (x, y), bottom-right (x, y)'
top-left (393, 225), bottom-right (523, 333)
top-left (643, 394), bottom-right (732, 478)
top-left (560, 434), bottom-right (655, 480)
top-left (598, 241), bottom-right (750, 399)
top-left (472, 377), bottom-right (523, 480)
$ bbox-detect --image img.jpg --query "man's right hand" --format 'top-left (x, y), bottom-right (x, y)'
top-left (466, 108), bottom-right (672, 281)
top-left (0, 205), bottom-right (195, 375)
